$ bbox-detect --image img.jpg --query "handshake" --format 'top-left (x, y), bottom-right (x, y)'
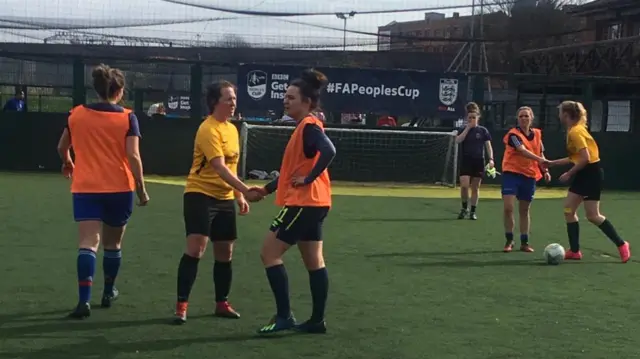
top-left (244, 186), bottom-right (268, 203)
top-left (539, 158), bottom-right (559, 169)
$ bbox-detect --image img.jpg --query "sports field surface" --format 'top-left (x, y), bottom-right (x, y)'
top-left (1, 172), bottom-right (639, 359)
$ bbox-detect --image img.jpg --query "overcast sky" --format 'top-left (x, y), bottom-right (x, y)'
top-left (0, 0), bottom-right (485, 48)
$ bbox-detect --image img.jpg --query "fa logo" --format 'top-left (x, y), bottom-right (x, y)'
top-left (246, 70), bottom-right (268, 100)
top-left (167, 96), bottom-right (179, 110)
top-left (439, 79), bottom-right (459, 106)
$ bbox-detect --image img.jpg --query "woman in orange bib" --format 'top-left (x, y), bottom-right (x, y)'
top-left (500, 107), bottom-right (550, 253)
top-left (57, 64), bottom-right (149, 319)
top-left (249, 69), bottom-right (336, 335)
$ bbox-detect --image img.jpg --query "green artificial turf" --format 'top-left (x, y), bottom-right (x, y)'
top-left (1, 173), bottom-right (638, 359)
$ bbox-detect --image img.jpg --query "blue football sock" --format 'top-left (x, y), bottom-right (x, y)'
top-left (520, 234), bottom-right (529, 244)
top-left (103, 249), bottom-right (122, 295)
top-left (77, 248), bottom-right (96, 303)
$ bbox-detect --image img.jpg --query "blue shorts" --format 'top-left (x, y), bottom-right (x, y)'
top-left (501, 172), bottom-right (536, 202)
top-left (72, 192), bottom-right (134, 227)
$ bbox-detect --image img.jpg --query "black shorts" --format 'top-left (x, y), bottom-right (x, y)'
top-left (460, 157), bottom-right (485, 178)
top-left (269, 206), bottom-right (330, 245)
top-left (569, 162), bottom-right (603, 201)
top-left (183, 192), bottom-right (237, 241)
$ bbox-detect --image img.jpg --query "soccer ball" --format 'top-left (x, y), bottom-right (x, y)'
top-left (544, 243), bottom-right (566, 265)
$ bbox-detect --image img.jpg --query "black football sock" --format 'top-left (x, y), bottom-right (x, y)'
top-left (462, 201), bottom-right (468, 210)
top-left (470, 205), bottom-right (477, 213)
top-left (308, 268), bottom-right (329, 323)
top-left (177, 254), bottom-right (200, 303)
top-left (597, 219), bottom-right (625, 247)
top-left (213, 260), bottom-right (232, 303)
top-left (566, 222), bottom-right (580, 252)
top-left (265, 264), bottom-right (291, 319)
top-left (505, 232), bottom-right (514, 244)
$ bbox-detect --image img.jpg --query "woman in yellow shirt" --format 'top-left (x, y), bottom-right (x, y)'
top-left (547, 101), bottom-right (630, 263)
top-left (173, 81), bottom-right (258, 324)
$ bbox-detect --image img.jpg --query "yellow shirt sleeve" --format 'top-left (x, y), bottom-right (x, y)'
top-left (197, 126), bottom-right (224, 160)
top-left (568, 127), bottom-right (588, 152)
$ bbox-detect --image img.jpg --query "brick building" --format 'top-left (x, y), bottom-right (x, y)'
top-left (569, 0), bottom-right (640, 41)
top-left (377, 12), bottom-right (509, 53)
top-left (376, 5), bottom-right (588, 56)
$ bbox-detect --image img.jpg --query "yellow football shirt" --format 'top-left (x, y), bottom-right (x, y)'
top-left (566, 124), bottom-right (600, 164)
top-left (184, 116), bottom-right (240, 200)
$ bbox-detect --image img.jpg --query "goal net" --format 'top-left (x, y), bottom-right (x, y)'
top-left (239, 123), bottom-right (459, 187)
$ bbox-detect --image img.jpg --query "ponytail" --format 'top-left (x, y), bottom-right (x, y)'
top-left (559, 100), bottom-right (588, 126)
top-left (576, 102), bottom-right (588, 126)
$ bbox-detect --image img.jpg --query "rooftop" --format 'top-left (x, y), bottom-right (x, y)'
top-left (568, 0), bottom-right (638, 15)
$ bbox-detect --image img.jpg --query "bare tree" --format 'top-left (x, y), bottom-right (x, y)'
top-left (482, 0), bottom-right (588, 51)
top-left (215, 34), bottom-right (252, 48)
top-left (485, 0), bottom-right (587, 16)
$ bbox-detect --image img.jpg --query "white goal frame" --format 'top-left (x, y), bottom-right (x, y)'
top-left (239, 123), bottom-right (459, 187)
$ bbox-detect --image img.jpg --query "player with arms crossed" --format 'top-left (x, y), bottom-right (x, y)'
top-left (250, 69), bottom-right (336, 335)
top-left (546, 101), bottom-right (630, 262)
top-left (455, 102), bottom-right (494, 220)
top-left (501, 107), bottom-right (550, 253)
top-left (173, 81), bottom-right (254, 325)
top-left (57, 64), bottom-right (149, 319)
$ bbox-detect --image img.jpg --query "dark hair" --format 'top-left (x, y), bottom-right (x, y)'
top-left (466, 102), bottom-right (481, 115)
top-left (289, 69), bottom-right (328, 111)
top-left (91, 64), bottom-right (126, 100)
top-left (205, 80), bottom-right (236, 113)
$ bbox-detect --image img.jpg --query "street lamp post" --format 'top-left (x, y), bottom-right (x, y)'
top-left (335, 12), bottom-right (355, 51)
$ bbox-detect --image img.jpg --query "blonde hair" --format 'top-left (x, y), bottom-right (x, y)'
top-left (466, 102), bottom-right (481, 115)
top-left (559, 101), bottom-right (587, 126)
top-left (516, 106), bottom-right (534, 118)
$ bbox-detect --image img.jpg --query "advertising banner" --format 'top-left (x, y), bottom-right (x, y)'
top-left (237, 64), bottom-right (468, 117)
top-left (165, 93), bottom-right (192, 118)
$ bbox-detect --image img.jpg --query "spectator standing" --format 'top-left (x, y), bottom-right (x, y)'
top-left (3, 90), bottom-right (25, 112)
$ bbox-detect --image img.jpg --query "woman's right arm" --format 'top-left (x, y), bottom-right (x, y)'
top-left (57, 128), bottom-right (73, 164)
top-left (509, 135), bottom-right (545, 162)
top-left (209, 157), bottom-right (251, 194)
top-left (200, 129), bottom-right (251, 195)
top-left (455, 126), bottom-right (470, 144)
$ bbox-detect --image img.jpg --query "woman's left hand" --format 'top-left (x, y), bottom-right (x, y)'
top-left (292, 176), bottom-right (307, 187)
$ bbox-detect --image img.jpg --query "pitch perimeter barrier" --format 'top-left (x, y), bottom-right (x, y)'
top-left (2, 113), bottom-right (639, 190)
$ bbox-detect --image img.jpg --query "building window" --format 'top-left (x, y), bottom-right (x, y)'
top-left (606, 101), bottom-right (631, 132)
top-left (605, 23), bottom-right (622, 40)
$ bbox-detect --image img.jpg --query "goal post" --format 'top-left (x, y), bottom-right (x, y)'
top-left (239, 123), bottom-right (459, 187)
